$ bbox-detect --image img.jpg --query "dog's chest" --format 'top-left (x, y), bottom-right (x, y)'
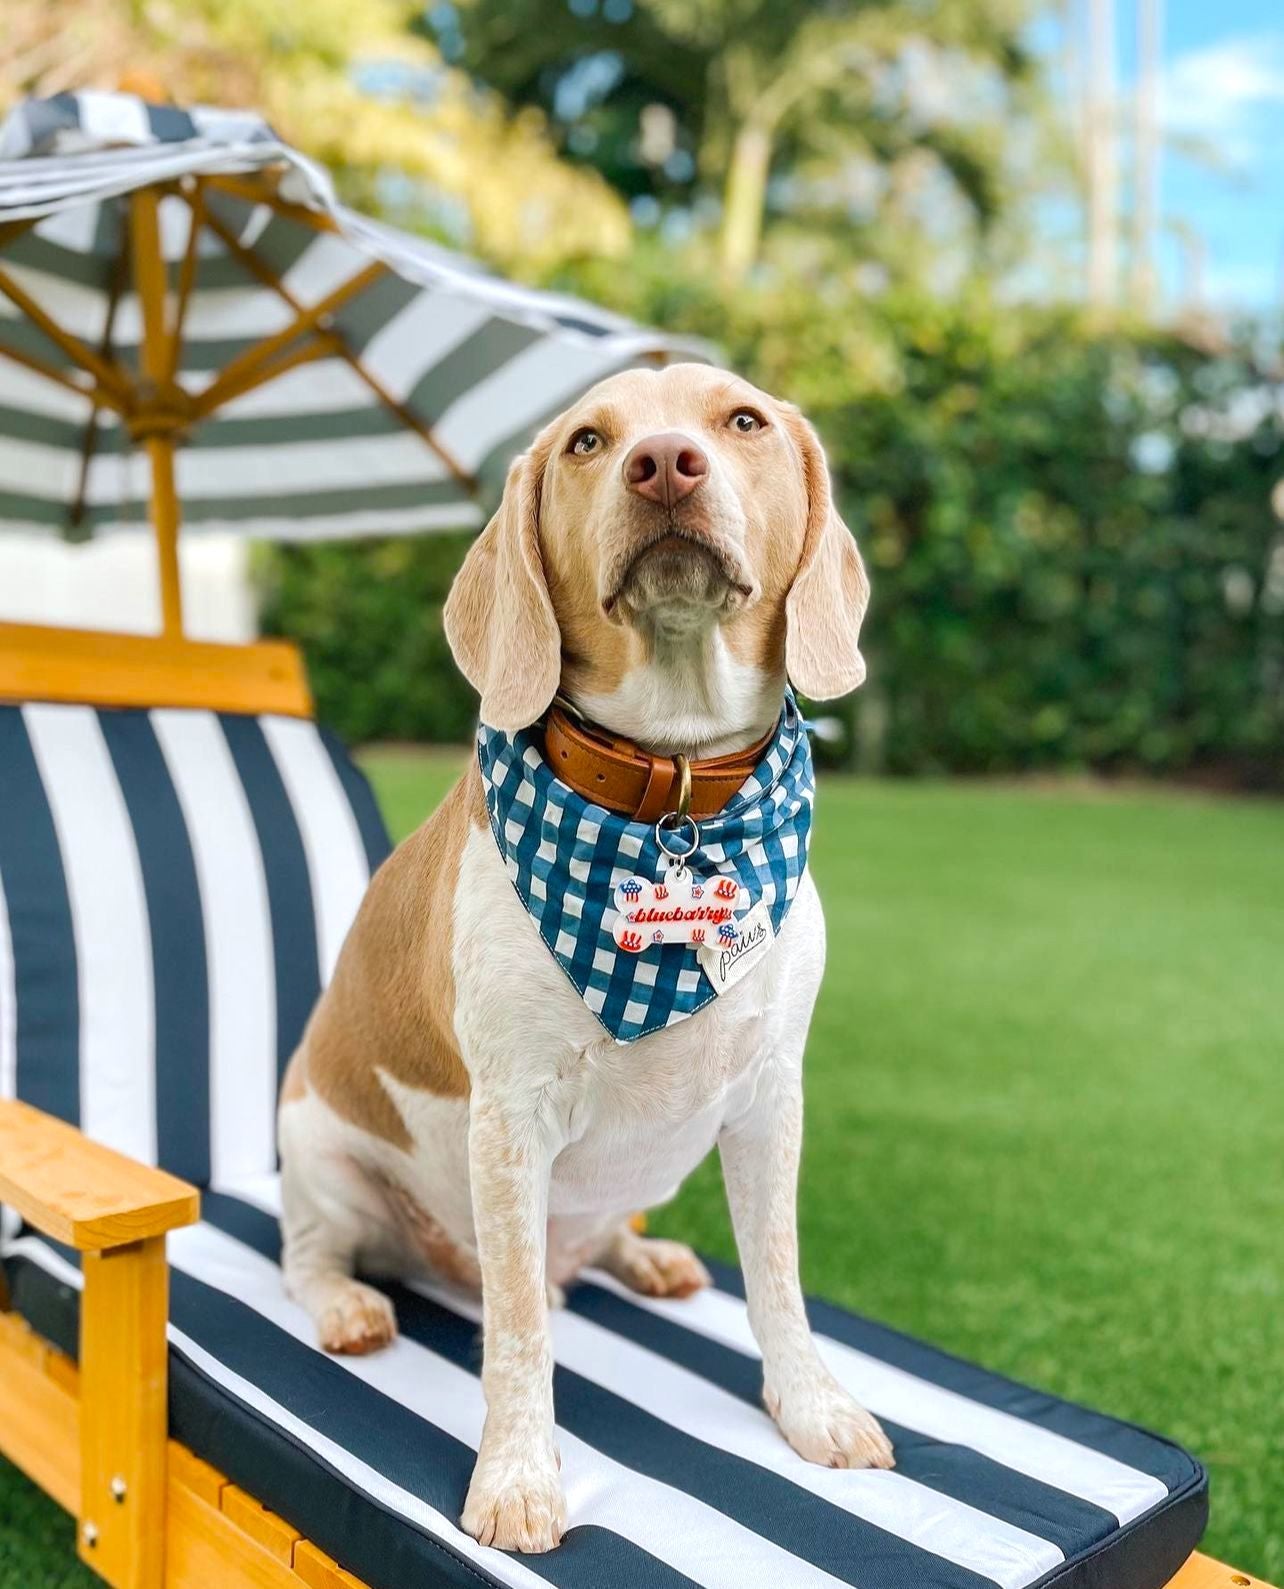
top-left (545, 962), bottom-right (781, 1213)
top-left (452, 826), bottom-right (822, 1214)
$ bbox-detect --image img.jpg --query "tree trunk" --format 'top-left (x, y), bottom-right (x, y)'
top-left (720, 121), bottom-right (773, 280)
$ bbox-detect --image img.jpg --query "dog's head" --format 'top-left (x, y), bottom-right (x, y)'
top-left (445, 362), bottom-right (869, 731)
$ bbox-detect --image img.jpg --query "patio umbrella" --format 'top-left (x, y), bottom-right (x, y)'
top-left (0, 90), bottom-right (699, 636)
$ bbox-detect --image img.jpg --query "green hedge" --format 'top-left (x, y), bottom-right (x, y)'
top-left (258, 280), bottom-right (1284, 787)
top-left (824, 312), bottom-right (1284, 781)
top-left (256, 531), bottom-right (477, 746)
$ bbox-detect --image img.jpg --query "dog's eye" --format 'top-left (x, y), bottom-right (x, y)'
top-left (569, 428), bottom-right (603, 456)
top-left (729, 409), bottom-right (764, 434)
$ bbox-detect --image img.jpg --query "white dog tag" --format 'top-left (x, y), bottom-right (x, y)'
top-left (612, 865), bottom-right (750, 954)
top-left (698, 898), bottom-right (775, 993)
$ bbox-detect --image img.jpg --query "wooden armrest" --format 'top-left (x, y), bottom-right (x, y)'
top-left (0, 1099), bottom-right (199, 1251)
top-left (1170, 1554), bottom-right (1273, 1588)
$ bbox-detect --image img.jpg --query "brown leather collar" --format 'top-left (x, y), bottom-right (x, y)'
top-left (544, 701), bottom-right (776, 821)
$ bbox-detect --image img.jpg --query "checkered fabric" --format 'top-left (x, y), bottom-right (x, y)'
top-left (477, 693), bottom-right (815, 1043)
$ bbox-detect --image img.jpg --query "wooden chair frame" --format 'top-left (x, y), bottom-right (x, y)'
top-left (0, 1099), bottom-right (369, 1589)
top-left (0, 1095), bottom-right (1272, 1589)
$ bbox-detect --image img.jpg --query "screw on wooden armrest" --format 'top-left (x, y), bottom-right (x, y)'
top-left (82, 1522), bottom-right (98, 1548)
top-left (111, 1475), bottom-right (127, 1503)
top-left (1229, 1577), bottom-right (1250, 1587)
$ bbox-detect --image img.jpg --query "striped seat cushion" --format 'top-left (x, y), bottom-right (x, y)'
top-left (3, 1186), bottom-right (1206, 1589)
top-left (0, 702), bottom-right (390, 1187)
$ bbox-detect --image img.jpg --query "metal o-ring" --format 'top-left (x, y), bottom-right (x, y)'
top-left (655, 812), bottom-right (699, 859)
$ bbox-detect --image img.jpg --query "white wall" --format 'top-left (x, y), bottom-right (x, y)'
top-left (0, 532), bottom-right (257, 642)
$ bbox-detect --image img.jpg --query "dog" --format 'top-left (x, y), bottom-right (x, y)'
top-left (277, 361), bottom-right (892, 1555)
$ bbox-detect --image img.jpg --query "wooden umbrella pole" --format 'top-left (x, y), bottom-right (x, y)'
top-left (143, 433), bottom-right (183, 640)
top-left (129, 188), bottom-right (184, 639)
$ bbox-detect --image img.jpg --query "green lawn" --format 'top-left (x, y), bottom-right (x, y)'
top-left (3, 758), bottom-right (1281, 1583)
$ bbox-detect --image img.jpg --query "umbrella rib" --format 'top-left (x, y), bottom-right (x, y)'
top-left (0, 265), bottom-right (131, 404)
top-left (69, 225), bottom-right (130, 535)
top-left (218, 335), bottom-right (336, 398)
top-left (0, 219), bottom-right (40, 249)
top-left (189, 261), bottom-right (387, 421)
top-left (199, 205), bottom-right (479, 495)
top-left (166, 178), bottom-right (205, 382)
top-left (204, 173), bottom-right (342, 238)
top-left (0, 340), bottom-right (126, 413)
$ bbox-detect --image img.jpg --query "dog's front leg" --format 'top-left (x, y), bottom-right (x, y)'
top-left (461, 1093), bottom-right (566, 1553)
top-left (720, 1069), bottom-right (895, 1471)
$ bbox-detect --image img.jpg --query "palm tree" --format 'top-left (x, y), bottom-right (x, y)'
top-left (445, 0), bottom-right (1034, 279)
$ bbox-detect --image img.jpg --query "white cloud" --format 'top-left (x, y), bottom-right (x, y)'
top-left (1161, 32), bottom-right (1284, 163)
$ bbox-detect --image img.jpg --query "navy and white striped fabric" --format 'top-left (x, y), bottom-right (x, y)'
top-left (477, 693), bottom-right (814, 1042)
top-left (0, 701), bottom-right (389, 1186)
top-left (3, 1181), bottom-right (1206, 1589)
top-left (0, 93), bottom-right (278, 162)
top-left (0, 695), bottom-right (1208, 1588)
top-left (0, 90), bottom-right (703, 541)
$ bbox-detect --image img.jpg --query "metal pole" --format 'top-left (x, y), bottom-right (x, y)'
top-left (1061, 0), bottom-right (1082, 167)
top-left (1131, 0), bottom-right (1163, 312)
top-left (129, 189), bottom-right (184, 639)
top-left (1085, 0), bottom-right (1118, 311)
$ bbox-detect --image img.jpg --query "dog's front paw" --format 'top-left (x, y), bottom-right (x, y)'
top-left (462, 1449), bottom-right (566, 1553)
top-left (318, 1281), bottom-right (397, 1356)
top-left (766, 1372), bottom-right (894, 1471)
top-left (602, 1229), bottom-right (712, 1300)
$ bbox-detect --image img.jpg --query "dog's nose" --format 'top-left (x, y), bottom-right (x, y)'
top-left (623, 432), bottom-right (708, 509)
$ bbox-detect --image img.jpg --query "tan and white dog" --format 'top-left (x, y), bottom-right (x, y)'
top-left (277, 361), bottom-right (893, 1555)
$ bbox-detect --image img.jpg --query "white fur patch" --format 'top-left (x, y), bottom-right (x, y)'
top-left (575, 641), bottom-right (777, 758)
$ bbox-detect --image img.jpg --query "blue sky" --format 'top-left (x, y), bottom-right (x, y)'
top-left (1045, 0), bottom-right (1284, 312)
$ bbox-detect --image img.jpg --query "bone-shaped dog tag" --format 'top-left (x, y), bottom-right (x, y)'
top-left (612, 865), bottom-right (750, 954)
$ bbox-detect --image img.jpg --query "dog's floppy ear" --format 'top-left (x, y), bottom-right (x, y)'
top-left (781, 407), bottom-right (870, 700)
top-left (444, 450), bottom-right (560, 730)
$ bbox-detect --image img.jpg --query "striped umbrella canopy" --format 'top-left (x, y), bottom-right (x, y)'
top-left (0, 91), bottom-right (699, 634)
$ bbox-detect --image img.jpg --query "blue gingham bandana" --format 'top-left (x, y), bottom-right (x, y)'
top-left (477, 692), bottom-right (814, 1042)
